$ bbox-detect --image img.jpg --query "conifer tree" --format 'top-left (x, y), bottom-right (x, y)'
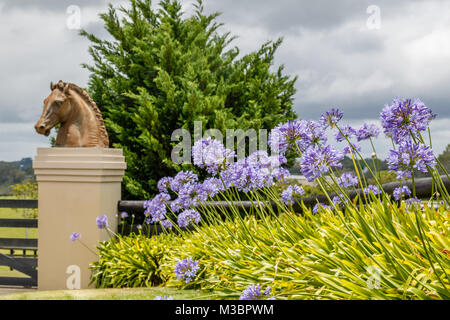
top-left (81, 0), bottom-right (297, 199)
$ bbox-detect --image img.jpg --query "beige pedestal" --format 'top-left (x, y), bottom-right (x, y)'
top-left (33, 148), bottom-right (126, 290)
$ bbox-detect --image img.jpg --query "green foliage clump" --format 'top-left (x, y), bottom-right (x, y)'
top-left (80, 0), bottom-right (297, 199)
top-left (91, 200), bottom-right (449, 299)
top-left (90, 233), bottom-right (180, 288)
top-left (0, 158), bottom-right (34, 195)
top-left (438, 144), bottom-right (450, 174)
top-left (10, 181), bottom-right (38, 218)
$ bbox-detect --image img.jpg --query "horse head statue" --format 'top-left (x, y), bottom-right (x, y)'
top-left (34, 80), bottom-right (109, 148)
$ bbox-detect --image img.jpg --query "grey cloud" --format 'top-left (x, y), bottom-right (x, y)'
top-left (204, 0), bottom-right (428, 33)
top-left (0, 0), bottom-right (111, 11)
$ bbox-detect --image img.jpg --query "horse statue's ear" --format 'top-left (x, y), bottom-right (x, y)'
top-left (63, 83), bottom-right (70, 95)
top-left (50, 82), bottom-right (54, 91)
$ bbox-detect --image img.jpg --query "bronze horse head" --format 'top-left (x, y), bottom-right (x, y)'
top-left (35, 80), bottom-right (109, 148)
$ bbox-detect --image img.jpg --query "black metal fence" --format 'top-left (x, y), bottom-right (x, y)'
top-left (0, 199), bottom-right (38, 287)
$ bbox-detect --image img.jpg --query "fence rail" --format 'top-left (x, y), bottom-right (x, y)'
top-left (0, 199), bottom-right (38, 287)
top-left (0, 199), bottom-right (38, 209)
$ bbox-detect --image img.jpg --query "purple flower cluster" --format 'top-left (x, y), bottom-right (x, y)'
top-left (268, 120), bottom-right (309, 154)
top-left (386, 140), bottom-right (436, 180)
top-left (96, 215), bottom-right (108, 229)
top-left (220, 151), bottom-right (289, 192)
top-left (177, 182), bottom-right (208, 209)
top-left (304, 121), bottom-right (328, 149)
top-left (332, 195), bottom-right (349, 207)
top-left (342, 143), bottom-right (362, 155)
top-left (313, 203), bottom-right (330, 213)
top-left (174, 258), bottom-right (200, 284)
top-left (202, 177), bottom-right (224, 198)
top-left (337, 172), bottom-right (359, 188)
top-left (144, 193), bottom-right (170, 222)
top-left (334, 125), bottom-right (356, 142)
top-left (177, 209), bottom-right (201, 228)
top-left (160, 219), bottom-right (173, 230)
top-left (239, 284), bottom-right (273, 300)
top-left (157, 177), bottom-right (172, 193)
top-left (356, 123), bottom-right (380, 142)
top-left (380, 98), bottom-right (436, 143)
top-left (281, 185), bottom-right (305, 205)
top-left (393, 186), bottom-right (411, 201)
top-left (300, 145), bottom-right (344, 182)
top-left (70, 232), bottom-right (81, 242)
top-left (170, 171), bottom-right (198, 193)
top-left (364, 185), bottom-right (381, 196)
top-left (192, 138), bottom-right (235, 175)
top-left (320, 108), bottom-right (344, 128)
top-left (269, 120), bottom-right (327, 155)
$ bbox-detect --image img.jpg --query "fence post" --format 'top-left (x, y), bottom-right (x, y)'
top-left (33, 148), bottom-right (126, 290)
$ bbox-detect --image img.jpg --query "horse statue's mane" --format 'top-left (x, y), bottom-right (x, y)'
top-left (63, 82), bottom-right (109, 147)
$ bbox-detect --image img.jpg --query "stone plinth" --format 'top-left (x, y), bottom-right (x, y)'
top-left (33, 148), bottom-right (126, 290)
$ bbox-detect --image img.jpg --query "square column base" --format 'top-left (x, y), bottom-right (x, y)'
top-left (33, 148), bottom-right (126, 290)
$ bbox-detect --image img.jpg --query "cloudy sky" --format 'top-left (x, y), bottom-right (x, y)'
top-left (0, 0), bottom-right (449, 161)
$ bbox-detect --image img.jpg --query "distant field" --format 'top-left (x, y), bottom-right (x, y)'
top-left (0, 197), bottom-right (37, 278)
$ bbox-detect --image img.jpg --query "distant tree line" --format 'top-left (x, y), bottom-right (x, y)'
top-left (0, 158), bottom-right (35, 195)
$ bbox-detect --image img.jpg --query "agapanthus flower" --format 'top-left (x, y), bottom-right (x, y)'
top-left (393, 186), bottom-right (411, 200)
top-left (247, 151), bottom-right (289, 183)
top-left (332, 195), bottom-right (346, 206)
top-left (281, 185), bottom-right (305, 205)
top-left (176, 182), bottom-right (208, 208)
top-left (170, 198), bottom-right (184, 213)
top-left (304, 120), bottom-right (328, 149)
top-left (174, 258), bottom-right (200, 284)
top-left (144, 193), bottom-right (171, 223)
top-left (337, 172), bottom-right (359, 188)
top-left (96, 215), bottom-right (108, 229)
top-left (202, 177), bottom-right (224, 198)
top-left (177, 209), bottom-right (201, 228)
top-left (169, 171), bottom-right (198, 193)
top-left (268, 120), bottom-right (308, 155)
top-left (154, 296), bottom-right (173, 300)
top-left (342, 143), bottom-right (361, 155)
top-left (120, 211), bottom-right (128, 219)
top-left (356, 123), bottom-right (380, 141)
top-left (320, 108), bottom-right (344, 128)
top-left (70, 232), bottom-right (81, 242)
top-left (386, 140), bottom-right (436, 180)
top-left (160, 219), bottom-right (173, 230)
top-left (364, 185), bottom-right (381, 195)
top-left (300, 145), bottom-right (344, 182)
top-left (239, 284), bottom-right (273, 300)
top-left (380, 98), bottom-right (436, 143)
top-left (313, 203), bottom-right (330, 213)
top-left (334, 125), bottom-right (356, 142)
top-left (219, 151), bottom-right (288, 192)
top-left (157, 177), bottom-right (173, 193)
top-left (192, 138), bottom-right (235, 175)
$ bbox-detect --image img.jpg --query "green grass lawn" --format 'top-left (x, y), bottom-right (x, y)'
top-left (0, 287), bottom-right (215, 300)
top-left (0, 200), bottom-right (37, 278)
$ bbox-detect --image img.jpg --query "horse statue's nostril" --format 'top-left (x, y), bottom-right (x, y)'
top-left (39, 125), bottom-right (45, 130)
